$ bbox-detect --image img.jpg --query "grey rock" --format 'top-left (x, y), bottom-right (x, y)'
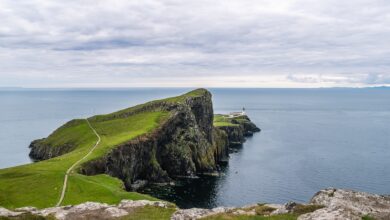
top-left (0, 199), bottom-right (170, 220)
top-left (2, 189), bottom-right (390, 219)
top-left (299, 188), bottom-right (390, 220)
top-left (0, 207), bottom-right (22, 217)
top-left (14, 206), bottom-right (38, 212)
top-left (171, 207), bottom-right (233, 220)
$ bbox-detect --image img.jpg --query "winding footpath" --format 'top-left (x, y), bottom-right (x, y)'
top-left (56, 119), bottom-right (101, 207)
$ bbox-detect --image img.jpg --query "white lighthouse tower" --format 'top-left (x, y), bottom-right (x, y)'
top-left (242, 107), bottom-right (246, 115)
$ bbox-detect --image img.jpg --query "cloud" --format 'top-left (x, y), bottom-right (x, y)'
top-left (0, 0), bottom-right (390, 87)
top-left (363, 73), bottom-right (390, 85)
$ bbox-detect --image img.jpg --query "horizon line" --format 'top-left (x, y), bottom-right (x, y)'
top-left (0, 86), bottom-right (389, 90)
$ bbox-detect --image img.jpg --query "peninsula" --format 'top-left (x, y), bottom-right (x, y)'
top-left (0, 89), bottom-right (259, 209)
top-left (1, 89), bottom-right (388, 220)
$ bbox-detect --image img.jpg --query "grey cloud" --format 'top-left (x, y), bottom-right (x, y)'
top-left (0, 0), bottom-right (390, 87)
top-left (363, 73), bottom-right (390, 84)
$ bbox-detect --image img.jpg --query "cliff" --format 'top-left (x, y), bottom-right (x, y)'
top-left (28, 89), bottom-right (259, 190)
top-left (214, 114), bottom-right (260, 146)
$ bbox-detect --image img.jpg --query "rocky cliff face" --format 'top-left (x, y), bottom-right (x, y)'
top-left (29, 89), bottom-right (259, 190)
top-left (216, 115), bottom-right (260, 146)
top-left (79, 90), bottom-right (225, 189)
top-left (29, 138), bottom-right (74, 161)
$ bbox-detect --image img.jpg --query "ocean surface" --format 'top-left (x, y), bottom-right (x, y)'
top-left (1, 88), bottom-right (389, 208)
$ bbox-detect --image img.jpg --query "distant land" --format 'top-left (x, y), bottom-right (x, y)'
top-left (0, 86), bottom-right (389, 91)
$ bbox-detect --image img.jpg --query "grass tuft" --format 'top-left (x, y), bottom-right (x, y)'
top-left (291, 204), bottom-right (324, 216)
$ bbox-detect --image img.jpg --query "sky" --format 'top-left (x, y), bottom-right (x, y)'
top-left (1, 0), bottom-right (390, 88)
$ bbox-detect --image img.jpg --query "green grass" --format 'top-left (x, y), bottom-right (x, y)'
top-left (362, 215), bottom-right (376, 220)
top-left (213, 114), bottom-right (239, 127)
top-left (62, 174), bottom-right (157, 206)
top-left (0, 86), bottom-right (204, 209)
top-left (105, 88), bottom-right (209, 120)
top-left (291, 204), bottom-right (324, 216)
top-left (120, 205), bottom-right (177, 220)
top-left (0, 110), bottom-right (168, 209)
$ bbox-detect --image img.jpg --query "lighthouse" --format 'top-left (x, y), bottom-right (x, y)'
top-left (242, 107), bottom-right (246, 115)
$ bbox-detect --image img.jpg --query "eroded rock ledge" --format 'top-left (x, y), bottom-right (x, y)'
top-left (1, 188), bottom-right (389, 220)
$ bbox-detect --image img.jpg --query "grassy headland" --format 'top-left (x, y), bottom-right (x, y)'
top-left (213, 114), bottom-right (240, 127)
top-left (0, 89), bottom-right (208, 209)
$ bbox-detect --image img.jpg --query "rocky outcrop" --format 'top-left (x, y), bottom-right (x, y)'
top-left (216, 115), bottom-right (260, 146)
top-left (0, 200), bottom-right (170, 220)
top-left (79, 90), bottom-right (232, 189)
top-left (29, 119), bottom-right (84, 161)
top-left (172, 188), bottom-right (390, 220)
top-left (299, 188), bottom-right (390, 220)
top-left (171, 207), bottom-right (234, 220)
top-left (2, 188), bottom-right (389, 219)
top-left (29, 139), bottom-right (75, 161)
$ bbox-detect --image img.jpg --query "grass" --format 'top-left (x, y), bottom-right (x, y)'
top-left (254, 205), bottom-right (276, 215)
top-left (291, 204), bottom-right (324, 216)
top-left (213, 114), bottom-right (239, 127)
top-left (105, 88), bottom-right (209, 120)
top-left (120, 205), bottom-right (177, 220)
top-left (0, 110), bottom-right (167, 209)
top-left (0, 88), bottom-right (209, 209)
top-left (362, 215), bottom-right (376, 220)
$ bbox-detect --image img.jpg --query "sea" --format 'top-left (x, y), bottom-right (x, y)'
top-left (0, 88), bottom-right (389, 208)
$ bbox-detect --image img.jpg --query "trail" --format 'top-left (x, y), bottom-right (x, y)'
top-left (56, 119), bottom-right (101, 207)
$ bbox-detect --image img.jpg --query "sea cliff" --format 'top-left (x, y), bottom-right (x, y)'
top-left (29, 89), bottom-right (260, 190)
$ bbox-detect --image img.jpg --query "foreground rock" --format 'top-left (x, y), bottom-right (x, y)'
top-left (0, 200), bottom-right (170, 220)
top-left (299, 188), bottom-right (390, 220)
top-left (2, 188), bottom-right (389, 219)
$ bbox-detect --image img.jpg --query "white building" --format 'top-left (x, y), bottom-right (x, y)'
top-left (229, 107), bottom-right (246, 118)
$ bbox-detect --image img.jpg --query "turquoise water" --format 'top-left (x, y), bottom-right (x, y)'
top-left (1, 88), bottom-right (389, 208)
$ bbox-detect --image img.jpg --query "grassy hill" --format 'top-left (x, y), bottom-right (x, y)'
top-left (0, 89), bottom-right (206, 209)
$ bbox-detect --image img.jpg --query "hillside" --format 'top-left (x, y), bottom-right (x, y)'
top-left (0, 89), bottom-right (259, 209)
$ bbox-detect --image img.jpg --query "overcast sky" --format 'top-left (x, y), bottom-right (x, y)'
top-left (1, 0), bottom-right (390, 88)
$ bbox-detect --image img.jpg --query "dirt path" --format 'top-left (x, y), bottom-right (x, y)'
top-left (56, 119), bottom-right (101, 207)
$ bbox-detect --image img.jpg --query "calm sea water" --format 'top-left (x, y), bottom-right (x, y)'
top-left (1, 88), bottom-right (389, 208)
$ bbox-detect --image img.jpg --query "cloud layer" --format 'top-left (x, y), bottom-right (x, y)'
top-left (1, 0), bottom-right (390, 87)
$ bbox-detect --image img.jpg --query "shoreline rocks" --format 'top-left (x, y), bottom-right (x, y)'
top-left (299, 188), bottom-right (390, 220)
top-left (2, 188), bottom-right (389, 220)
top-left (0, 200), bottom-right (170, 220)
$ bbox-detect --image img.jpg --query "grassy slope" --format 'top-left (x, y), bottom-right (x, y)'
top-left (0, 111), bottom-right (166, 209)
top-left (0, 89), bottom-right (207, 209)
top-left (120, 205), bottom-right (177, 220)
top-left (213, 114), bottom-right (240, 127)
